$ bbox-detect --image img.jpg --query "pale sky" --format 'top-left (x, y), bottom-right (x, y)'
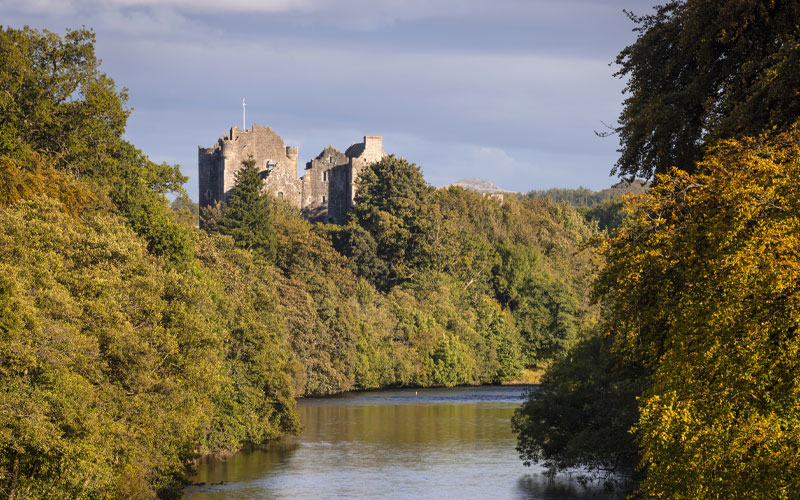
top-left (1, 0), bottom-right (661, 200)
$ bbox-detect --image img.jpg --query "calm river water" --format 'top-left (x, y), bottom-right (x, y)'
top-left (183, 386), bottom-right (615, 500)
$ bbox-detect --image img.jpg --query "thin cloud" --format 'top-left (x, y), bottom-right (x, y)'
top-left (2, 0), bottom-right (615, 27)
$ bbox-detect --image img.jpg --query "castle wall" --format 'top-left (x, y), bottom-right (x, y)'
top-left (327, 165), bottom-right (351, 224)
top-left (301, 146), bottom-right (349, 222)
top-left (198, 143), bottom-right (224, 210)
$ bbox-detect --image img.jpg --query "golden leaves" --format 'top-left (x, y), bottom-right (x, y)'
top-left (598, 127), bottom-right (800, 499)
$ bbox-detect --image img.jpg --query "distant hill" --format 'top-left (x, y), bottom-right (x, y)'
top-left (450, 178), bottom-right (511, 194)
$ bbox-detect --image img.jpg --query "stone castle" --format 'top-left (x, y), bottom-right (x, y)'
top-left (198, 125), bottom-right (385, 224)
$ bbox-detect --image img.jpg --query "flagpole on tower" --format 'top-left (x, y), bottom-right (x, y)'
top-left (242, 98), bottom-right (246, 129)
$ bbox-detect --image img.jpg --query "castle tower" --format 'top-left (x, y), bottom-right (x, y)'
top-left (345, 135), bottom-right (386, 208)
top-left (198, 125), bottom-right (301, 218)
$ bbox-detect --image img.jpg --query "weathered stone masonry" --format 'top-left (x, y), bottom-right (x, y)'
top-left (199, 125), bottom-right (385, 224)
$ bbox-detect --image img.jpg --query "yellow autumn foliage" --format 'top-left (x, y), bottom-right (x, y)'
top-left (597, 127), bottom-right (800, 499)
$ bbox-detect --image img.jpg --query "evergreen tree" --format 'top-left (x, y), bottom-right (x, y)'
top-left (217, 158), bottom-right (277, 262)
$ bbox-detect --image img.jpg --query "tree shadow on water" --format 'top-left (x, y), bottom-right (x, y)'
top-left (187, 438), bottom-right (303, 491)
top-left (514, 473), bottom-right (624, 500)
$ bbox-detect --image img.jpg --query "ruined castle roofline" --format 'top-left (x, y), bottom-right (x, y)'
top-left (208, 124), bottom-right (299, 162)
top-left (345, 142), bottom-right (364, 158)
top-left (345, 135), bottom-right (382, 159)
top-left (313, 145), bottom-right (344, 159)
top-left (220, 124), bottom-right (281, 141)
top-left (306, 144), bottom-right (349, 169)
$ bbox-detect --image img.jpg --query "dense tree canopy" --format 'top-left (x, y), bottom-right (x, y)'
top-left (597, 128), bottom-right (800, 499)
top-left (516, 3), bottom-right (800, 496)
top-left (350, 155), bottom-right (435, 289)
top-left (0, 198), bottom-right (217, 499)
top-left (0, 27), bottom-right (128, 179)
top-left (0, 25), bottom-right (194, 268)
top-left (0, 26), bottom-right (299, 499)
top-left (613, 0), bottom-right (800, 179)
top-left (525, 180), bottom-right (648, 208)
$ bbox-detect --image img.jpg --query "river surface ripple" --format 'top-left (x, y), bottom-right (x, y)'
top-left (183, 385), bottom-right (615, 500)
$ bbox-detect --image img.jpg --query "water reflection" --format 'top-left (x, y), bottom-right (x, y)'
top-left (184, 386), bottom-right (619, 500)
top-left (515, 475), bottom-right (619, 500)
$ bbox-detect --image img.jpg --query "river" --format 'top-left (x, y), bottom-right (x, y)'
top-left (183, 386), bottom-right (616, 499)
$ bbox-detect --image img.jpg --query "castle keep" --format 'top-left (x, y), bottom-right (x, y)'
top-left (198, 124), bottom-right (385, 223)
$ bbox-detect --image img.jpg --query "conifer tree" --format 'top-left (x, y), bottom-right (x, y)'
top-left (217, 158), bottom-right (277, 262)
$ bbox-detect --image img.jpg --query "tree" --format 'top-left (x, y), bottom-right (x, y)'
top-left (584, 197), bottom-right (626, 233)
top-left (215, 158), bottom-right (277, 262)
top-left (596, 127), bottom-right (800, 498)
top-left (327, 223), bottom-right (388, 284)
top-left (493, 242), bottom-right (583, 363)
top-left (512, 333), bottom-right (642, 489)
top-left (0, 26), bottom-right (129, 180)
top-left (171, 196), bottom-right (199, 227)
top-left (194, 233), bottom-right (299, 452)
top-left (613, 0), bottom-right (800, 180)
top-left (350, 155), bottom-right (435, 289)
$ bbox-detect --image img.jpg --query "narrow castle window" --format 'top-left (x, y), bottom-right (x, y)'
top-left (322, 196), bottom-right (326, 203)
top-left (323, 171), bottom-right (327, 182)
top-left (328, 156), bottom-right (332, 163)
top-left (278, 192), bottom-right (284, 199)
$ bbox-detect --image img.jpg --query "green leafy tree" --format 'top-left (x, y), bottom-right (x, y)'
top-left (171, 196), bottom-right (199, 227)
top-left (0, 26), bottom-right (129, 180)
top-left (525, 180), bottom-right (648, 208)
top-left (475, 297), bottom-right (523, 382)
top-left (584, 197), bottom-right (626, 233)
top-left (351, 155), bottom-right (435, 289)
top-left (111, 174), bottom-right (196, 269)
top-left (613, 0), bottom-right (800, 179)
top-left (0, 197), bottom-right (224, 499)
top-left (512, 333), bottom-right (642, 489)
top-left (326, 223), bottom-right (388, 284)
top-left (194, 234), bottom-right (299, 451)
top-left (493, 242), bottom-right (583, 363)
top-left (0, 26), bottom-right (195, 268)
